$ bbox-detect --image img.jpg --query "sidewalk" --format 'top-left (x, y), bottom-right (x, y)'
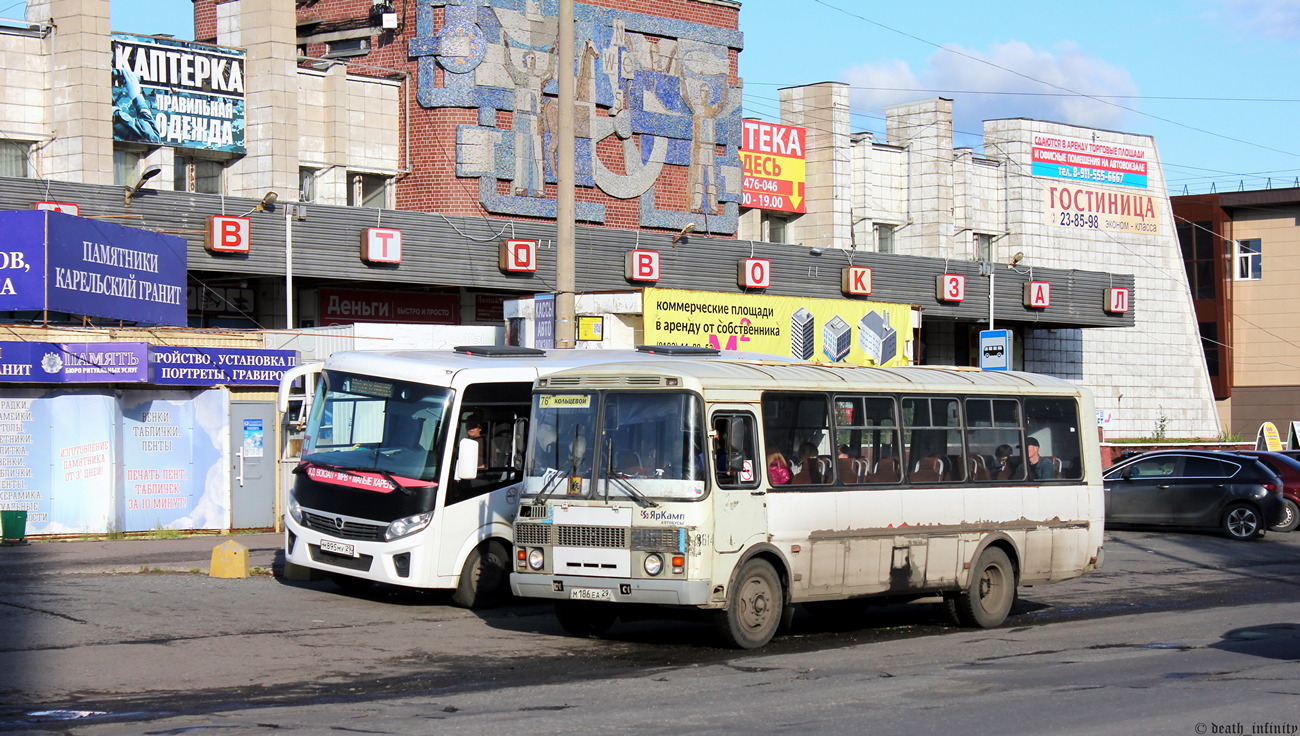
top-left (0, 532), bottom-right (283, 578)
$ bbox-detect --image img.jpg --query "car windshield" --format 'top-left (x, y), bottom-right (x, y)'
top-left (301, 370), bottom-right (450, 483)
top-left (524, 391), bottom-right (708, 502)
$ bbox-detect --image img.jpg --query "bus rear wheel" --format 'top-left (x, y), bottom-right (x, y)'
top-left (949, 547), bottom-right (1016, 628)
top-left (451, 539), bottom-right (511, 609)
top-left (714, 558), bottom-right (783, 649)
top-left (554, 601), bottom-right (618, 638)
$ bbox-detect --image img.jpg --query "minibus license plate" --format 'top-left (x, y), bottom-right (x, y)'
top-left (320, 539), bottom-right (357, 558)
top-left (570, 587), bottom-right (612, 601)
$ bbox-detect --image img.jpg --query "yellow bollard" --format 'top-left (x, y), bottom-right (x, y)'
top-left (209, 539), bottom-right (250, 579)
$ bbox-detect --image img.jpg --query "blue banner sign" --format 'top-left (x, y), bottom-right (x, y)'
top-left (0, 342), bottom-right (150, 383)
top-left (151, 347), bottom-right (298, 386)
top-left (0, 211), bottom-right (187, 326)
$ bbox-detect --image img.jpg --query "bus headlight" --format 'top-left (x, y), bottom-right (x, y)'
top-left (385, 511), bottom-right (434, 541)
top-left (288, 496), bottom-right (303, 524)
top-left (528, 548), bottom-right (545, 570)
top-left (643, 553), bottom-right (664, 576)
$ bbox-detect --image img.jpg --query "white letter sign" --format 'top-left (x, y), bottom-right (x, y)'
top-left (936, 274), bottom-right (966, 302)
top-left (738, 258), bottom-right (770, 289)
top-left (1105, 287), bottom-right (1130, 313)
top-left (841, 266), bottom-right (872, 296)
top-left (625, 250), bottom-right (660, 282)
top-left (499, 239), bottom-right (537, 273)
top-left (361, 228), bottom-right (402, 264)
top-left (1024, 281), bottom-right (1052, 308)
top-left (205, 216), bottom-right (251, 254)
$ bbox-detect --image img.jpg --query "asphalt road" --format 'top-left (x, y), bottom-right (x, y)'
top-left (0, 528), bottom-right (1297, 734)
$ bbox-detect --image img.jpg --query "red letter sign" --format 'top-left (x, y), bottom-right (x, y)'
top-left (841, 266), bottom-right (872, 296)
top-left (205, 216), bottom-right (251, 254)
top-left (499, 239), bottom-right (537, 273)
top-left (1024, 281), bottom-right (1051, 308)
top-left (936, 274), bottom-right (966, 302)
top-left (625, 250), bottom-right (660, 282)
top-left (1105, 287), bottom-right (1130, 313)
top-left (361, 228), bottom-right (402, 264)
top-left (738, 258), bottom-right (770, 289)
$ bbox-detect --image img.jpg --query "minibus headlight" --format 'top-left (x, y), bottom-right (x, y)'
top-left (288, 496), bottom-right (303, 524)
top-left (643, 553), bottom-right (664, 576)
top-left (528, 548), bottom-right (545, 570)
top-left (385, 511), bottom-right (434, 541)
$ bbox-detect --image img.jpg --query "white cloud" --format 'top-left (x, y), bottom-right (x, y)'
top-left (1211, 0), bottom-right (1300, 39)
top-left (842, 41), bottom-right (1138, 136)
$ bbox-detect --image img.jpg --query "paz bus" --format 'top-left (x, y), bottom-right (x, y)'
top-left (511, 359), bottom-right (1104, 647)
top-left (278, 345), bottom-right (778, 608)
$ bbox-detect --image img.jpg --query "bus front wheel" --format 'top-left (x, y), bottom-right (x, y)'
top-left (451, 539), bottom-right (511, 609)
top-left (714, 558), bottom-right (783, 649)
top-left (949, 546), bottom-right (1016, 628)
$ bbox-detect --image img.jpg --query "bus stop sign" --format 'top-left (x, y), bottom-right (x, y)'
top-left (979, 329), bottom-right (1011, 371)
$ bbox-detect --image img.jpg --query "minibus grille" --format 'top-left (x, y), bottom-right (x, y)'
top-left (301, 510), bottom-right (386, 541)
top-left (514, 522), bottom-right (551, 545)
top-left (556, 525), bottom-right (627, 548)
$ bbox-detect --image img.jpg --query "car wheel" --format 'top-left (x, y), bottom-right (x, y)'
top-left (713, 558), bottom-right (783, 649)
top-left (1222, 503), bottom-right (1263, 541)
top-left (451, 539), bottom-right (511, 609)
top-left (951, 546), bottom-right (1017, 628)
top-left (1269, 498), bottom-right (1299, 533)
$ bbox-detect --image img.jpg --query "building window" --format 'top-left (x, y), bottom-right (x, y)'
top-left (324, 37), bottom-right (371, 58)
top-left (764, 213), bottom-right (789, 243)
top-left (299, 167), bottom-right (318, 202)
top-left (0, 142), bottom-right (30, 177)
top-left (1234, 239), bottom-right (1262, 281)
top-left (1178, 220), bottom-right (1217, 300)
top-left (975, 233), bottom-right (993, 262)
top-left (349, 172), bottom-right (389, 208)
top-left (876, 224), bottom-right (896, 254)
top-left (175, 156), bottom-right (224, 194)
top-left (114, 148), bottom-right (144, 187)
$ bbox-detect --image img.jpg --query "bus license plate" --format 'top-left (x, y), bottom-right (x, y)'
top-left (570, 587), bottom-right (612, 601)
top-left (320, 539), bottom-right (357, 558)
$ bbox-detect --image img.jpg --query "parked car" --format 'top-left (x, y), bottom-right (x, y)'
top-left (1231, 451), bottom-right (1300, 532)
top-left (1103, 450), bottom-right (1286, 540)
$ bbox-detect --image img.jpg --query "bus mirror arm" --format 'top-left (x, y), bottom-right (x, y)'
top-left (454, 438), bottom-right (480, 481)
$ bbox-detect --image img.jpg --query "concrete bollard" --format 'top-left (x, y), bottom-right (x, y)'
top-left (209, 539), bottom-right (250, 579)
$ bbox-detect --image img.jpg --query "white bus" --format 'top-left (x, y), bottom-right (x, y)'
top-left (511, 360), bottom-right (1104, 647)
top-left (279, 345), bottom-right (776, 608)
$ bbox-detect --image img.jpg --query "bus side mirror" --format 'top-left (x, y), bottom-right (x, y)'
top-left (454, 438), bottom-right (479, 481)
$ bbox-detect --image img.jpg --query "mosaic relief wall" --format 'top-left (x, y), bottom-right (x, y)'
top-left (410, 0), bottom-right (744, 234)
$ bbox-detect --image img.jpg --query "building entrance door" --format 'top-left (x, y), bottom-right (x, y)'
top-left (230, 401), bottom-right (277, 529)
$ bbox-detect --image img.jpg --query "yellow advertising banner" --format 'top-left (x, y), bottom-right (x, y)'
top-left (642, 288), bottom-right (914, 366)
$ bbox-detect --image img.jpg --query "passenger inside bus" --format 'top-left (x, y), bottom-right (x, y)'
top-left (767, 449), bottom-right (791, 485)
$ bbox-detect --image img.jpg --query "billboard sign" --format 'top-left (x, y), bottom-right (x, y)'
top-left (0, 342), bottom-right (150, 383)
top-left (741, 120), bottom-right (806, 213)
top-left (0, 211), bottom-right (187, 325)
top-left (1031, 133), bottom-right (1151, 189)
top-left (318, 288), bottom-right (458, 326)
top-left (642, 288), bottom-right (912, 366)
top-left (111, 33), bottom-right (246, 153)
top-left (151, 347), bottom-right (298, 386)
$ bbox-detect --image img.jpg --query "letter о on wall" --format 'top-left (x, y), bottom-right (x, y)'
top-left (936, 274), bottom-right (965, 302)
top-left (206, 215), bottom-right (251, 254)
top-left (499, 239), bottom-right (537, 273)
top-left (738, 258), bottom-right (770, 289)
top-left (625, 250), bottom-right (660, 282)
top-left (842, 266), bottom-right (872, 296)
top-left (361, 228), bottom-right (402, 264)
top-left (1024, 281), bottom-right (1051, 308)
top-left (1104, 287), bottom-right (1130, 313)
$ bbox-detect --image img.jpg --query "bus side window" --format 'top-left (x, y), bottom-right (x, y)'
top-left (447, 382), bottom-right (533, 505)
top-left (713, 413), bottom-right (759, 490)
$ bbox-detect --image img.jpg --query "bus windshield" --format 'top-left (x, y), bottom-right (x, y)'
top-left (524, 391), bottom-right (708, 502)
top-left (301, 370), bottom-right (451, 483)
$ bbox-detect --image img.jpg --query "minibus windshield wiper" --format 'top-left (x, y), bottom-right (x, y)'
top-left (603, 438), bottom-right (658, 508)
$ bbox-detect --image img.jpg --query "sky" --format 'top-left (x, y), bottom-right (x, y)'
top-left (21, 0), bottom-right (1300, 196)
